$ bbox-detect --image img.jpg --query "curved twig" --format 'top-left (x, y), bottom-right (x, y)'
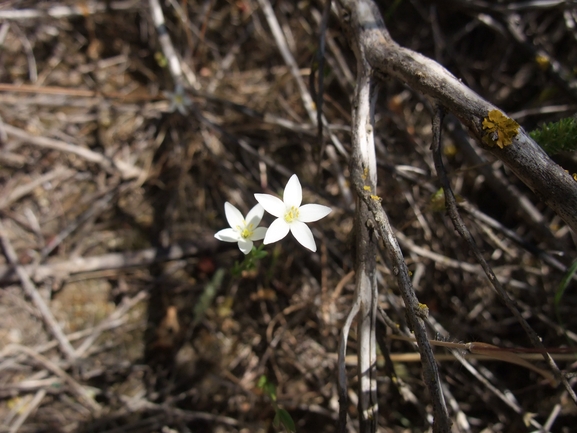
top-left (349, 161), bottom-right (453, 432)
top-left (337, 294), bottom-right (360, 433)
top-left (0, 222), bottom-right (76, 361)
top-left (430, 105), bottom-right (577, 404)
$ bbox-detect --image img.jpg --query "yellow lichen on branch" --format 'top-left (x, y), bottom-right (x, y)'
top-left (482, 109), bottom-right (520, 149)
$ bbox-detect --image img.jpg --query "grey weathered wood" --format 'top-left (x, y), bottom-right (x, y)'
top-left (337, 1), bottom-right (453, 432)
top-left (336, 0), bottom-right (577, 234)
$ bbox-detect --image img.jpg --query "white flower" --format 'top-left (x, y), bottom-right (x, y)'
top-left (164, 84), bottom-right (192, 115)
top-left (254, 174), bottom-right (332, 252)
top-left (214, 202), bottom-right (268, 254)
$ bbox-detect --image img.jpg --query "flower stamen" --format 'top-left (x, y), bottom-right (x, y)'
top-left (284, 206), bottom-right (300, 223)
top-left (254, 174), bottom-right (332, 252)
top-left (214, 203), bottom-right (267, 254)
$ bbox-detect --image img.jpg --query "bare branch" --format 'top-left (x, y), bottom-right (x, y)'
top-left (431, 105), bottom-right (577, 404)
top-left (349, 161), bottom-right (453, 432)
top-left (0, 1), bottom-right (140, 20)
top-left (149, 0), bottom-right (184, 87)
top-left (0, 238), bottom-right (219, 283)
top-left (335, 0), bottom-right (577, 234)
top-left (340, 55), bottom-right (379, 433)
top-left (339, 1), bottom-right (453, 431)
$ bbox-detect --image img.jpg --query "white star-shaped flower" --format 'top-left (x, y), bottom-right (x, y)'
top-left (214, 202), bottom-right (268, 254)
top-left (164, 84), bottom-right (192, 115)
top-left (254, 174), bottom-right (332, 252)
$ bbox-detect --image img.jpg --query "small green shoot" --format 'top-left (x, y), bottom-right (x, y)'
top-left (554, 259), bottom-right (577, 351)
top-left (429, 188), bottom-right (464, 212)
top-left (192, 268), bottom-right (225, 327)
top-left (232, 245), bottom-right (268, 277)
top-left (257, 375), bottom-right (296, 433)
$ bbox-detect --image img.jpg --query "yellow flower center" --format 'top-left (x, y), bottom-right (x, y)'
top-left (239, 223), bottom-right (254, 239)
top-left (284, 206), bottom-right (299, 223)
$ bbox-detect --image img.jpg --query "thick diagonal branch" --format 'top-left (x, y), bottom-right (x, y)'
top-left (336, 0), bottom-right (577, 234)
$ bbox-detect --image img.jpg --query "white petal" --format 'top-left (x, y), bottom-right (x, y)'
top-left (290, 220), bottom-right (317, 252)
top-left (251, 226), bottom-right (268, 241)
top-left (283, 174), bottom-right (302, 208)
top-left (215, 228), bottom-right (241, 242)
top-left (263, 218), bottom-right (290, 244)
top-left (246, 203), bottom-right (264, 227)
top-left (224, 202), bottom-right (245, 230)
top-left (238, 239), bottom-right (253, 254)
top-left (177, 103), bottom-right (188, 115)
top-left (297, 204), bottom-right (332, 223)
top-left (255, 194), bottom-right (285, 218)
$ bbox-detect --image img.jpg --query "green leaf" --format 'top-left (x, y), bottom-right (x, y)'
top-left (257, 375), bottom-right (268, 389)
top-left (254, 246), bottom-right (268, 259)
top-left (192, 268), bottom-right (225, 327)
top-left (257, 375), bottom-right (277, 401)
top-left (232, 261), bottom-right (242, 276)
top-left (273, 408), bottom-right (296, 432)
top-left (554, 259), bottom-right (577, 306)
top-left (231, 246), bottom-right (267, 277)
top-left (266, 383), bottom-right (277, 401)
top-left (554, 259), bottom-right (577, 351)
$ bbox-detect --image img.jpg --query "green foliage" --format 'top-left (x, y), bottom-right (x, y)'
top-left (192, 268), bottom-right (225, 327)
top-left (554, 259), bottom-right (577, 307)
top-left (554, 259), bottom-right (577, 351)
top-left (258, 375), bottom-right (277, 402)
top-left (429, 188), bottom-right (464, 212)
top-left (232, 245), bottom-right (268, 277)
top-left (258, 375), bottom-right (296, 432)
top-left (274, 409), bottom-right (296, 432)
top-left (530, 116), bottom-right (577, 155)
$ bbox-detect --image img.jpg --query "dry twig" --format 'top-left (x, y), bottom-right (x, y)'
top-left (0, 221), bottom-right (76, 361)
top-left (431, 106), bottom-right (577, 404)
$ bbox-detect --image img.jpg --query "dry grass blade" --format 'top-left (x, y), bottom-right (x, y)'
top-left (7, 389), bottom-right (46, 433)
top-left (0, 239), bottom-right (218, 283)
top-left (3, 344), bottom-right (101, 414)
top-left (2, 124), bottom-right (143, 180)
top-left (0, 221), bottom-right (76, 361)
